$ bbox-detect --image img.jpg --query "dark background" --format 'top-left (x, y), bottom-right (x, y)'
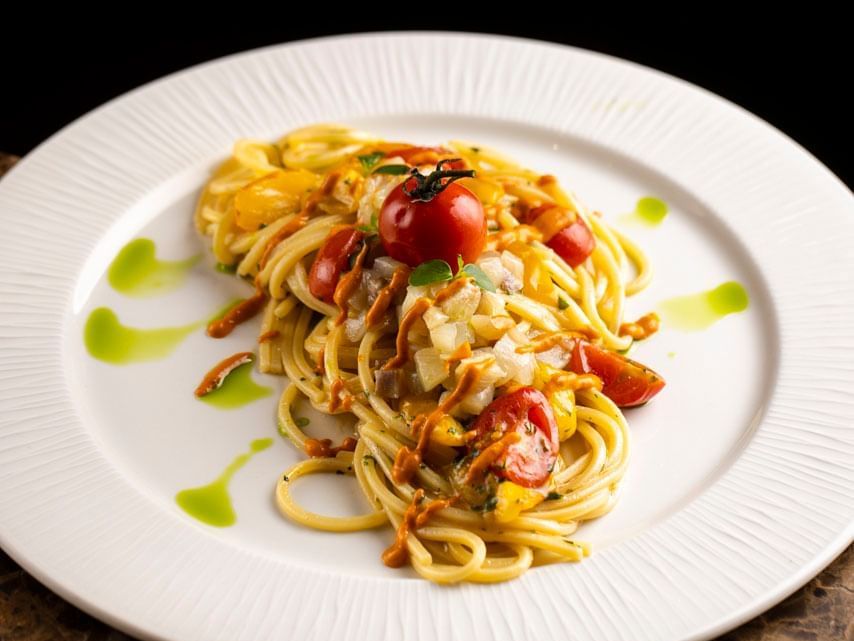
top-left (2, 19), bottom-right (850, 188)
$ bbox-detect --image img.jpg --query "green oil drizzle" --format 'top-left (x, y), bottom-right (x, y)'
top-left (108, 238), bottom-right (199, 297)
top-left (620, 196), bottom-right (669, 227)
top-left (200, 362), bottom-right (272, 409)
top-left (175, 438), bottom-right (273, 527)
top-left (84, 307), bottom-right (203, 364)
top-left (659, 281), bottom-right (749, 330)
top-left (84, 299), bottom-right (242, 365)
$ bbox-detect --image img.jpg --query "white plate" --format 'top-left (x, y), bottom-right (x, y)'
top-left (0, 32), bottom-right (852, 641)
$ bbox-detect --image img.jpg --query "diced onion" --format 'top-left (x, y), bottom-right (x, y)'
top-left (414, 347), bottom-right (450, 391)
top-left (373, 256), bottom-right (405, 280)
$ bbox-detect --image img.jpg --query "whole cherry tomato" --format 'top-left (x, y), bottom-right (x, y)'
top-left (308, 227), bottom-right (365, 304)
top-left (568, 340), bottom-right (665, 407)
top-left (469, 387), bottom-right (559, 488)
top-left (379, 161), bottom-right (486, 270)
top-left (528, 204), bottom-right (595, 268)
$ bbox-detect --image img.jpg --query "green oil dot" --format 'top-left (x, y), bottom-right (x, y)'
top-left (620, 196), bottom-right (669, 227)
top-left (659, 281), bottom-right (749, 330)
top-left (200, 362), bottom-right (272, 409)
top-left (175, 438), bottom-right (274, 527)
top-left (84, 307), bottom-right (203, 364)
top-left (108, 238), bottom-right (200, 297)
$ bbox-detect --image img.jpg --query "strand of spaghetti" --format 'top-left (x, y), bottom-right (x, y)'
top-left (576, 267), bottom-right (632, 351)
top-left (236, 212), bottom-right (300, 275)
top-left (276, 455), bottom-right (387, 531)
top-left (581, 209), bottom-right (629, 273)
top-left (611, 225), bottom-right (653, 296)
top-left (279, 307), bottom-right (325, 405)
top-left (277, 383), bottom-right (307, 447)
top-left (212, 206), bottom-right (237, 265)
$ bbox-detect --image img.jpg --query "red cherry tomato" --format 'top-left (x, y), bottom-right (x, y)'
top-left (548, 220), bottom-right (596, 268)
top-left (379, 174), bottom-right (486, 270)
top-left (383, 146), bottom-right (466, 169)
top-left (528, 204), bottom-right (595, 268)
top-left (469, 387), bottom-right (559, 488)
top-left (568, 340), bottom-right (665, 407)
top-left (308, 227), bottom-right (365, 304)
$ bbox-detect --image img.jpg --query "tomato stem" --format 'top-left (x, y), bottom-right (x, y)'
top-left (402, 158), bottom-right (475, 202)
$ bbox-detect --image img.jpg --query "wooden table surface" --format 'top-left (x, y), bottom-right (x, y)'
top-left (0, 151), bottom-right (850, 641)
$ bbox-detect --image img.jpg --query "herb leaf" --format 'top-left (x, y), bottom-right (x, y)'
top-left (294, 417), bottom-right (310, 428)
top-left (373, 164), bottom-right (410, 176)
top-left (358, 151), bottom-right (385, 172)
top-left (557, 296), bottom-right (569, 310)
top-left (409, 259), bottom-right (454, 286)
top-left (461, 263), bottom-right (497, 292)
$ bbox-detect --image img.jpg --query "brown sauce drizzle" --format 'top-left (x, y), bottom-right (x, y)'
top-left (332, 241), bottom-right (369, 325)
top-left (382, 298), bottom-right (431, 371)
top-left (381, 278), bottom-right (471, 372)
top-left (465, 432), bottom-right (522, 484)
top-left (365, 266), bottom-right (411, 327)
top-left (515, 330), bottom-right (595, 354)
top-left (433, 277), bottom-right (468, 304)
top-left (258, 213), bottom-right (308, 269)
top-left (382, 489), bottom-right (457, 568)
top-left (328, 377), bottom-right (353, 413)
top-left (207, 287), bottom-right (267, 338)
top-left (194, 351), bottom-right (254, 397)
top-left (256, 172), bottom-right (340, 270)
top-left (619, 312), bottom-right (660, 340)
top-left (304, 436), bottom-right (357, 458)
top-left (446, 341), bottom-right (473, 362)
top-left (391, 364), bottom-right (484, 484)
top-left (258, 330), bottom-right (280, 343)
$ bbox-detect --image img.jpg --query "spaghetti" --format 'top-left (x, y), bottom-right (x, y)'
top-left (194, 124), bottom-right (664, 583)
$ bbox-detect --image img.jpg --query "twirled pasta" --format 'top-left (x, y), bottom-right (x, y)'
top-left (195, 124), bottom-right (660, 584)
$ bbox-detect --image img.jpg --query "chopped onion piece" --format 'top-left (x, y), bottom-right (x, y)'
top-left (501, 250), bottom-right (525, 281)
top-left (423, 306), bottom-right (450, 330)
top-left (414, 347), bottom-right (450, 391)
top-left (535, 345), bottom-right (570, 369)
top-left (459, 384), bottom-right (495, 415)
top-left (471, 314), bottom-right (515, 341)
top-left (373, 256), bottom-right (405, 280)
top-left (440, 281), bottom-right (481, 321)
top-left (476, 254), bottom-right (507, 289)
top-left (344, 318), bottom-right (367, 343)
top-left (493, 331), bottom-right (535, 386)
top-left (430, 322), bottom-right (474, 354)
top-left (477, 290), bottom-right (506, 315)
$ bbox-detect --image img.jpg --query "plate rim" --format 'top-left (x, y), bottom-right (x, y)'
top-left (0, 31), bottom-right (852, 641)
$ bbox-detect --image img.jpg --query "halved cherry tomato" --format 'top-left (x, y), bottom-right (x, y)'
top-left (308, 227), bottom-right (365, 304)
top-left (379, 169), bottom-right (486, 270)
top-left (528, 204), bottom-right (595, 268)
top-left (568, 340), bottom-right (665, 407)
top-left (469, 387), bottom-right (559, 488)
top-left (383, 146), bottom-right (466, 169)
